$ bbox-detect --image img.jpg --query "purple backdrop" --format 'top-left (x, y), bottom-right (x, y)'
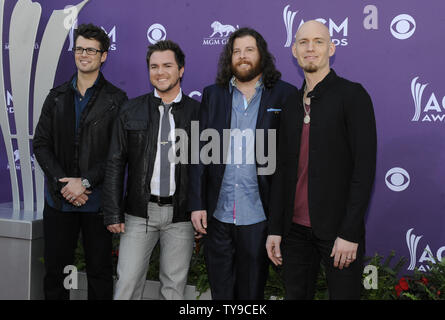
top-left (1, 0), bottom-right (443, 273)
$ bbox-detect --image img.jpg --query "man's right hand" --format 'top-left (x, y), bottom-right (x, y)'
top-left (71, 190), bottom-right (92, 207)
top-left (107, 223), bottom-right (125, 234)
top-left (266, 235), bottom-right (283, 266)
top-left (191, 210), bottom-right (207, 239)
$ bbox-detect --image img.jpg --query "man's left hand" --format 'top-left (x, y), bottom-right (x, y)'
top-left (59, 177), bottom-right (86, 202)
top-left (330, 237), bottom-right (358, 269)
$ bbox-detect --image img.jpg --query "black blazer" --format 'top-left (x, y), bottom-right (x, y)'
top-left (268, 70), bottom-right (377, 243)
top-left (188, 80), bottom-right (298, 220)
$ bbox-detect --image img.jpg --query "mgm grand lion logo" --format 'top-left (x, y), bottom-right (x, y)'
top-left (203, 21), bottom-right (239, 46)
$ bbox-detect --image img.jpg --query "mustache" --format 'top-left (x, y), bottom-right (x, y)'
top-left (236, 60), bottom-right (252, 66)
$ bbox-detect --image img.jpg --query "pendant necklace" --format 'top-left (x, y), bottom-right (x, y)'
top-left (303, 86), bottom-right (310, 124)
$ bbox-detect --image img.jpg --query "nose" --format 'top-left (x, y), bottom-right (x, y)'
top-left (156, 66), bottom-right (164, 74)
top-left (307, 41), bottom-right (315, 51)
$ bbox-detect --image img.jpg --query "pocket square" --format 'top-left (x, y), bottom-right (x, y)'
top-left (267, 108), bottom-right (282, 112)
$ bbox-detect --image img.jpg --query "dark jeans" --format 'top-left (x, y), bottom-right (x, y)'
top-left (282, 223), bottom-right (364, 300)
top-left (43, 202), bottom-right (113, 300)
top-left (204, 218), bottom-right (269, 300)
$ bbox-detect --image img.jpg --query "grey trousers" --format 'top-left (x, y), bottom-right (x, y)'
top-left (113, 202), bottom-right (194, 300)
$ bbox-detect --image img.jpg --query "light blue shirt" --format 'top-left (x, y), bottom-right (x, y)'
top-left (213, 77), bottom-right (266, 225)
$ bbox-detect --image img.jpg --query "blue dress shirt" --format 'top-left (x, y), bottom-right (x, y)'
top-left (213, 77), bottom-right (266, 225)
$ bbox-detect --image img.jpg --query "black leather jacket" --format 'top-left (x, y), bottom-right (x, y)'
top-left (102, 92), bottom-right (199, 226)
top-left (33, 73), bottom-right (128, 210)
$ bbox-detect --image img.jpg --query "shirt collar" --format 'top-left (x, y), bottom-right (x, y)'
top-left (229, 76), bottom-right (264, 93)
top-left (71, 73), bottom-right (100, 93)
top-left (154, 88), bottom-right (183, 104)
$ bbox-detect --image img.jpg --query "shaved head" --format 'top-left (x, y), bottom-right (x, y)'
top-left (292, 20), bottom-right (335, 75)
top-left (295, 20), bottom-right (331, 43)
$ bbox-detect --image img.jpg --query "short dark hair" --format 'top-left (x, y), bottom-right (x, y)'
top-left (216, 27), bottom-right (281, 88)
top-left (146, 40), bottom-right (185, 70)
top-left (74, 23), bottom-right (110, 52)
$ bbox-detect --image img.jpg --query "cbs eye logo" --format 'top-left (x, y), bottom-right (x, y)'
top-left (385, 167), bottom-right (410, 192)
top-left (147, 23), bottom-right (167, 44)
top-left (390, 14), bottom-right (416, 40)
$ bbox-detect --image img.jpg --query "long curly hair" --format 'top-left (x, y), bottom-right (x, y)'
top-left (215, 27), bottom-right (281, 88)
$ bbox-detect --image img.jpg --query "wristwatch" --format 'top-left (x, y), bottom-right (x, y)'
top-left (81, 178), bottom-right (91, 189)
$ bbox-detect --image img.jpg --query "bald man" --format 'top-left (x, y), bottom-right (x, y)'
top-left (266, 21), bottom-right (377, 299)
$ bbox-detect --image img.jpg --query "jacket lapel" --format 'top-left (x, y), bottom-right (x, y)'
top-left (224, 88), bottom-right (232, 128)
top-left (83, 89), bottom-right (113, 125)
top-left (256, 88), bottom-right (270, 129)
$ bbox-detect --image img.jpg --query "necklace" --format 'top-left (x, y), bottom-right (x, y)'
top-left (303, 86), bottom-right (310, 124)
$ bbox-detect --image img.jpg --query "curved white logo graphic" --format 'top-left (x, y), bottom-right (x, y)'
top-left (390, 14), bottom-right (416, 40)
top-left (283, 5), bottom-right (298, 47)
top-left (405, 228), bottom-right (445, 271)
top-left (411, 76), bottom-right (428, 122)
top-left (147, 23), bottom-right (166, 44)
top-left (188, 91), bottom-right (202, 99)
top-left (406, 228), bottom-right (423, 270)
top-left (385, 167), bottom-right (410, 192)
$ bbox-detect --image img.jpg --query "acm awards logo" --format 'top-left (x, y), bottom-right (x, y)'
top-left (411, 77), bottom-right (445, 123)
top-left (283, 5), bottom-right (349, 47)
top-left (202, 21), bottom-right (239, 46)
top-left (406, 228), bottom-right (445, 272)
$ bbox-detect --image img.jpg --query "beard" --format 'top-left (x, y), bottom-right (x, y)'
top-left (231, 60), bottom-right (262, 82)
top-left (302, 62), bottom-right (318, 73)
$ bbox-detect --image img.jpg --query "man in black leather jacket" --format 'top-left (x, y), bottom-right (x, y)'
top-left (103, 40), bottom-right (199, 299)
top-left (33, 24), bottom-right (127, 300)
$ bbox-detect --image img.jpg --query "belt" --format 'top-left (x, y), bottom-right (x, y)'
top-left (149, 194), bottom-right (173, 206)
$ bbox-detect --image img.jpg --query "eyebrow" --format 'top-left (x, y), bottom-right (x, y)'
top-left (297, 37), bottom-right (325, 41)
top-left (233, 46), bottom-right (257, 50)
top-left (150, 62), bottom-right (175, 66)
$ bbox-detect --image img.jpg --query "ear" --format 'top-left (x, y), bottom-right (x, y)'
top-left (328, 41), bottom-right (336, 57)
top-left (100, 51), bottom-right (108, 64)
top-left (291, 42), bottom-right (298, 59)
top-left (179, 66), bottom-right (185, 78)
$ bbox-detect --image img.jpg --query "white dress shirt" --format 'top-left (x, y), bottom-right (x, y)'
top-left (150, 88), bottom-right (182, 196)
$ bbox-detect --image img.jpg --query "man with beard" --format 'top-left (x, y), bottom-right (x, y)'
top-left (103, 40), bottom-right (199, 299)
top-left (266, 20), bottom-right (377, 299)
top-left (188, 28), bottom-right (298, 299)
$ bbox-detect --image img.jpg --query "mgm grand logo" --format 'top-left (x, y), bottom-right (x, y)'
top-left (202, 21), bottom-right (239, 46)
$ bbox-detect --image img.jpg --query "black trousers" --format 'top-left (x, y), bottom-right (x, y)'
top-left (43, 202), bottom-right (113, 300)
top-left (282, 223), bottom-right (364, 300)
top-left (204, 218), bottom-right (269, 300)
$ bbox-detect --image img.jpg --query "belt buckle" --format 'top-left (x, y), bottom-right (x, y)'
top-left (157, 196), bottom-right (165, 207)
